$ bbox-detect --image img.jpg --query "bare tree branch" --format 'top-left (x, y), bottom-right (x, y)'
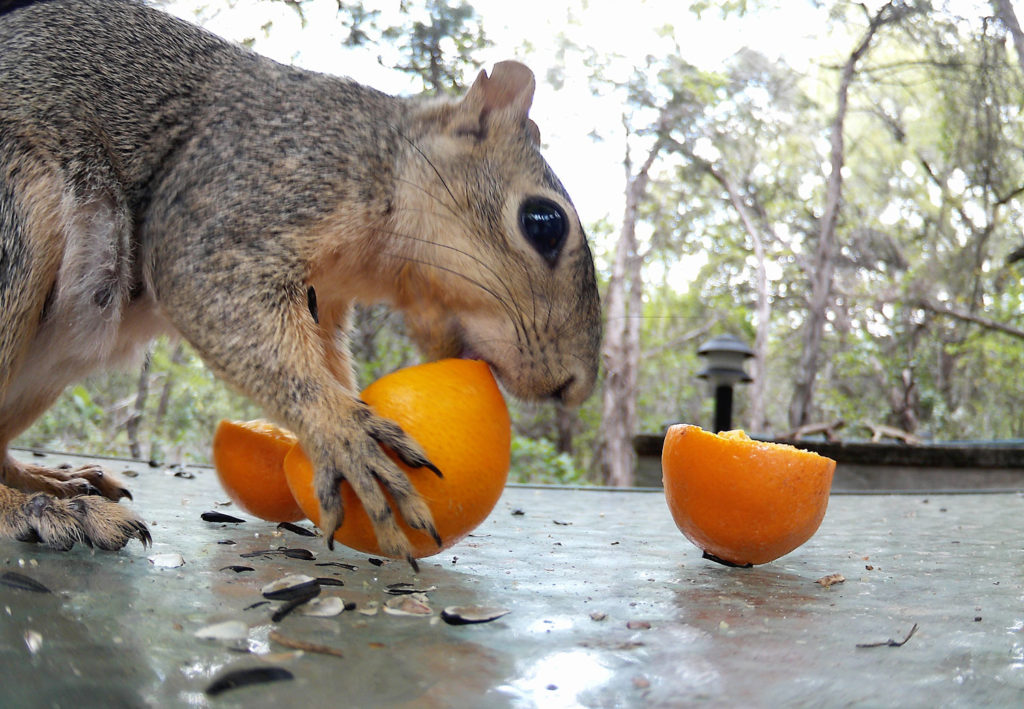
top-left (789, 0), bottom-right (926, 429)
top-left (920, 298), bottom-right (1024, 339)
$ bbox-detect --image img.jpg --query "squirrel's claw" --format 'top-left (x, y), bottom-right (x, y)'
top-left (13, 493), bottom-right (150, 551)
top-left (313, 407), bottom-right (441, 569)
top-left (363, 411), bottom-right (443, 478)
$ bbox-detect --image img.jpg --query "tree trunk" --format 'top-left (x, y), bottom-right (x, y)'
top-left (598, 175), bottom-right (643, 487)
top-left (698, 161), bottom-right (771, 433)
top-left (788, 2), bottom-right (905, 429)
top-left (599, 126), bottom-right (669, 487)
top-left (554, 402), bottom-right (574, 455)
top-left (154, 343), bottom-right (186, 426)
top-left (993, 0), bottom-right (1024, 72)
top-left (127, 352), bottom-right (151, 460)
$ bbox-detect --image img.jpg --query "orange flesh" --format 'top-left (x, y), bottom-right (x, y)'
top-left (212, 419), bottom-right (304, 523)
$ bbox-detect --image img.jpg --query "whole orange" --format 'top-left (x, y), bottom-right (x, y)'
top-left (212, 419), bottom-right (305, 523)
top-left (284, 358), bottom-right (511, 559)
top-left (661, 425), bottom-right (835, 566)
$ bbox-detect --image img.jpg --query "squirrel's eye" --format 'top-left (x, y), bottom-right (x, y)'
top-left (519, 198), bottom-right (568, 266)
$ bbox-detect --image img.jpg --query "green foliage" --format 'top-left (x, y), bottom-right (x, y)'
top-left (336, 0), bottom-right (491, 93)
top-left (557, 0), bottom-right (1024, 445)
top-left (14, 338), bottom-right (262, 464)
top-left (509, 435), bottom-right (588, 486)
top-left (16, 0), bottom-right (1024, 492)
top-left (689, 0), bottom-right (753, 20)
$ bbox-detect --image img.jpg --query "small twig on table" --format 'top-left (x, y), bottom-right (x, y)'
top-left (856, 623), bottom-right (918, 648)
top-left (269, 630), bottom-right (345, 658)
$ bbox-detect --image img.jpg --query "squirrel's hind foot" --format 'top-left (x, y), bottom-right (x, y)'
top-left (0, 484), bottom-right (151, 551)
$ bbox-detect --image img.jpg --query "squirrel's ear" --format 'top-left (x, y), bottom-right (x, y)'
top-left (455, 61), bottom-right (538, 143)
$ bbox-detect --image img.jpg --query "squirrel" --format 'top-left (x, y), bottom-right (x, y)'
top-left (0, 0), bottom-right (601, 567)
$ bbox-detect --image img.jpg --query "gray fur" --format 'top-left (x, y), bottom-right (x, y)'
top-left (0, 0), bottom-right (601, 560)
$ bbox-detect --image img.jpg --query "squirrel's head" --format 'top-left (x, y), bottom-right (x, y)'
top-left (389, 61), bottom-right (601, 407)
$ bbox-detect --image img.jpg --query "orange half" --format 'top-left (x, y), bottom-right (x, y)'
top-left (662, 425), bottom-right (835, 566)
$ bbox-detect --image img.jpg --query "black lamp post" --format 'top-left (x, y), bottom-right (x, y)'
top-left (696, 334), bottom-right (753, 432)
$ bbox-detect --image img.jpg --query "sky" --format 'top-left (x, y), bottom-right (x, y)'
top-left (161, 0), bottom-right (841, 228)
top-left (162, 0), bottom-right (1018, 269)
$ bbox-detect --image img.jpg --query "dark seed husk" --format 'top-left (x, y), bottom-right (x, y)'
top-left (385, 584), bottom-right (436, 595)
top-left (201, 511), bottom-right (245, 524)
top-left (244, 601), bottom-right (270, 611)
top-left (205, 667), bottom-right (294, 696)
top-left (313, 577), bottom-right (345, 587)
top-left (315, 561), bottom-right (357, 571)
top-left (271, 584), bottom-right (321, 622)
top-left (239, 549), bottom-right (276, 558)
top-left (240, 547), bottom-right (314, 560)
top-left (277, 522), bottom-right (317, 537)
top-left (282, 548), bottom-right (315, 560)
top-left (367, 557), bottom-right (384, 567)
top-left (174, 470), bottom-right (196, 479)
top-left (217, 539), bottom-right (236, 545)
top-left (0, 571), bottom-right (52, 594)
top-left (440, 606), bottom-right (510, 625)
top-left (262, 575), bottom-right (320, 601)
top-left (220, 565), bottom-right (255, 573)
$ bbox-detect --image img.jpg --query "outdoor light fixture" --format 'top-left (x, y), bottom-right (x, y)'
top-left (696, 334), bottom-right (754, 432)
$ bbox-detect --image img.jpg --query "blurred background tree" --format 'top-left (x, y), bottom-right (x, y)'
top-left (16, 0), bottom-right (1024, 487)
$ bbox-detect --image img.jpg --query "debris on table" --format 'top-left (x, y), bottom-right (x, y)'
top-left (277, 521), bottom-right (318, 537)
top-left (194, 620), bottom-right (248, 642)
top-left (856, 623), bottom-right (919, 649)
top-left (1, 571), bottom-right (52, 593)
top-left (200, 511), bottom-right (245, 523)
top-left (383, 593), bottom-right (433, 616)
top-left (441, 606), bottom-right (511, 625)
top-left (148, 552), bottom-right (185, 568)
top-left (23, 630), bottom-right (43, 654)
top-left (269, 630), bottom-right (345, 658)
top-left (262, 574), bottom-right (320, 600)
top-left (300, 596), bottom-right (347, 617)
top-left (815, 573), bottom-right (845, 588)
top-left (205, 666), bottom-right (294, 696)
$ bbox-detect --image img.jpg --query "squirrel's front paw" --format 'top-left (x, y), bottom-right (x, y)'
top-left (314, 406), bottom-right (441, 569)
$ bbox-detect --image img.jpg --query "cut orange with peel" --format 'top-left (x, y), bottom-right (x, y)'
top-left (284, 358), bottom-right (511, 559)
top-left (661, 425), bottom-right (835, 566)
top-left (212, 419), bottom-right (305, 523)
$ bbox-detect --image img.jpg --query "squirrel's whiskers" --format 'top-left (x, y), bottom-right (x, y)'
top-left (0, 0), bottom-right (601, 560)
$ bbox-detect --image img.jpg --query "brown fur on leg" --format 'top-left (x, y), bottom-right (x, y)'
top-left (1, 456), bottom-right (133, 500)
